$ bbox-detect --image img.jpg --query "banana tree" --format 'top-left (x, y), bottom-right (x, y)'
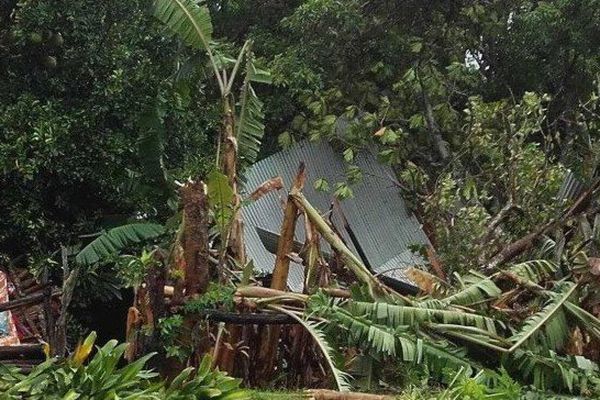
top-left (153, 0), bottom-right (270, 264)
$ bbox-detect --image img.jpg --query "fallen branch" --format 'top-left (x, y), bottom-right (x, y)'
top-left (0, 344), bottom-right (45, 360)
top-left (483, 180), bottom-right (600, 273)
top-left (249, 176), bottom-right (284, 201)
top-left (0, 290), bottom-right (60, 313)
top-left (186, 309), bottom-right (297, 325)
top-left (236, 285), bottom-right (350, 299)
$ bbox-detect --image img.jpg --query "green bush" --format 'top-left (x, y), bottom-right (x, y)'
top-left (0, 332), bottom-right (249, 399)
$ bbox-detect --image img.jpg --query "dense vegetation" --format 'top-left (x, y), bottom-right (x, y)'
top-left (1, 0), bottom-right (600, 398)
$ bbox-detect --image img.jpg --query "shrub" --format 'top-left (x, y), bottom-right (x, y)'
top-left (0, 332), bottom-right (249, 399)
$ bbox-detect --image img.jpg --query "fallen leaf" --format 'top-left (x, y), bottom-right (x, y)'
top-left (373, 126), bottom-right (387, 137)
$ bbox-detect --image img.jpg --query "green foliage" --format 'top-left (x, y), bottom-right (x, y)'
top-left (305, 261), bottom-right (600, 395)
top-left (236, 50), bottom-right (271, 169)
top-left (158, 314), bottom-right (192, 362)
top-left (0, 0), bottom-right (215, 263)
top-left (118, 248), bottom-right (162, 288)
top-left (183, 282), bottom-right (236, 313)
top-left (153, 0), bottom-right (213, 51)
top-left (0, 332), bottom-right (248, 399)
top-left (509, 283), bottom-right (578, 351)
top-left (75, 223), bottom-right (165, 266)
top-left (207, 170), bottom-right (235, 235)
top-left (428, 276), bottom-right (501, 307)
top-left (308, 294), bottom-right (477, 377)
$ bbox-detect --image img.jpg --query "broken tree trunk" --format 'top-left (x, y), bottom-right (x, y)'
top-left (271, 163), bottom-right (306, 290)
top-left (303, 217), bottom-right (322, 293)
top-left (256, 163), bottom-right (306, 381)
top-left (290, 189), bottom-right (394, 300)
top-left (130, 258), bottom-right (167, 368)
top-left (181, 180), bottom-right (211, 296)
top-left (214, 96), bottom-right (247, 373)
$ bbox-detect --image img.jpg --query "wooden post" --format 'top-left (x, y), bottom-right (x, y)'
top-left (41, 266), bottom-right (55, 352)
top-left (53, 245), bottom-right (78, 357)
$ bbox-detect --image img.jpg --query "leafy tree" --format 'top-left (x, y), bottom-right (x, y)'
top-left (0, 0), bottom-right (217, 263)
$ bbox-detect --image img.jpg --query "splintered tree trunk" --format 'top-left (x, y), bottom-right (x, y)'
top-left (128, 257), bottom-right (166, 368)
top-left (290, 189), bottom-right (393, 300)
top-left (256, 163), bottom-right (306, 382)
top-left (303, 218), bottom-right (322, 293)
top-left (181, 180), bottom-right (211, 296)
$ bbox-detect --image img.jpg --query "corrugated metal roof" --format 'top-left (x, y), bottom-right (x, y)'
top-left (241, 140), bottom-right (431, 292)
top-left (557, 170), bottom-right (584, 204)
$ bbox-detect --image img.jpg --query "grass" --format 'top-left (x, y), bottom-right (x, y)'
top-left (249, 390), bottom-right (306, 400)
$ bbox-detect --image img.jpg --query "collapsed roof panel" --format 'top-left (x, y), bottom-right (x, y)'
top-left (242, 140), bottom-right (430, 292)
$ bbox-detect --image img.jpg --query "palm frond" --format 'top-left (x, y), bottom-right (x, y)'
top-left (509, 282), bottom-right (578, 352)
top-left (153, 0), bottom-right (212, 51)
top-left (419, 338), bottom-right (476, 377)
top-left (270, 306), bottom-right (352, 391)
top-left (323, 305), bottom-right (476, 377)
top-left (333, 307), bottom-right (400, 357)
top-left (76, 223), bottom-right (165, 266)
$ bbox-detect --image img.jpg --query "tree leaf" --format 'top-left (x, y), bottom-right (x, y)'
top-left (76, 223), bottom-right (165, 266)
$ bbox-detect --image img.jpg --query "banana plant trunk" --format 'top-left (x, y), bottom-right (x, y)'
top-left (215, 96), bottom-right (246, 373)
top-left (256, 163), bottom-right (306, 382)
top-left (221, 96), bottom-right (246, 266)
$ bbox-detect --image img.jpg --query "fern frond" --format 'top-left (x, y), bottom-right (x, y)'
top-left (76, 223), bottom-right (165, 266)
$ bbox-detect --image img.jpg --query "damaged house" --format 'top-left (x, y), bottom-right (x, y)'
top-left (242, 140), bottom-right (434, 294)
